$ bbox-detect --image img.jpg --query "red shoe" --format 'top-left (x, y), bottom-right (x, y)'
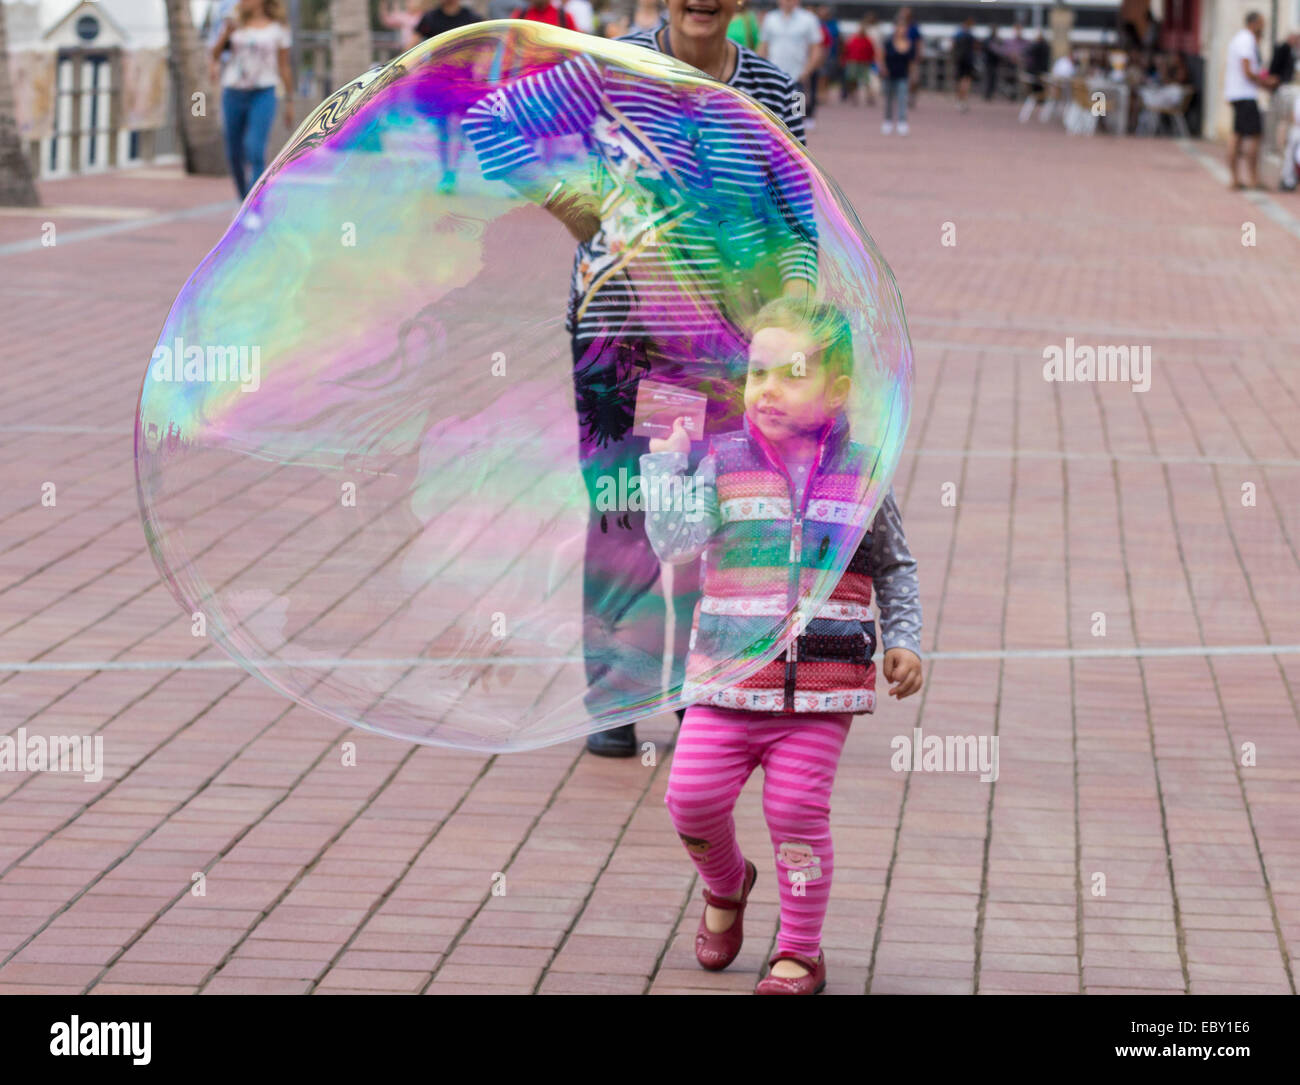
top-left (694, 859), bottom-right (757, 971)
top-left (754, 950), bottom-right (827, 995)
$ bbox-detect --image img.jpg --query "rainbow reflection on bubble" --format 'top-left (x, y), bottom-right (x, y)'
top-left (134, 22), bottom-right (912, 751)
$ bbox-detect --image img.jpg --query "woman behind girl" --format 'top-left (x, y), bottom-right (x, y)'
top-left (210, 0), bottom-right (294, 204)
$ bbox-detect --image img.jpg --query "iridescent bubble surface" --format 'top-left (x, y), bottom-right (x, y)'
top-left (135, 22), bottom-right (912, 751)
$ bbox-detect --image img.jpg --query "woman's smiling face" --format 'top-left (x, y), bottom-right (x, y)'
top-left (666, 0), bottom-right (741, 42)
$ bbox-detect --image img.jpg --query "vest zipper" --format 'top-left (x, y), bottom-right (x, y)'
top-left (784, 515), bottom-right (802, 707)
top-left (747, 417), bottom-right (837, 711)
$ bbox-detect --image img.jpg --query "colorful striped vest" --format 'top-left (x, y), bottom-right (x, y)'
top-left (682, 412), bottom-right (879, 714)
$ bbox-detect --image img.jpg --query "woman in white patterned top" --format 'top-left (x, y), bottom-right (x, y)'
top-left (210, 0), bottom-right (294, 201)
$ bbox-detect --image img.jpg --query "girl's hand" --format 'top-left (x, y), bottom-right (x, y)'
top-left (883, 647), bottom-right (923, 699)
top-left (283, 102), bottom-right (295, 129)
top-left (648, 417), bottom-right (692, 455)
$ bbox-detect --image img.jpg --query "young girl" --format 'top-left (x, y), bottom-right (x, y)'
top-left (640, 298), bottom-right (923, 995)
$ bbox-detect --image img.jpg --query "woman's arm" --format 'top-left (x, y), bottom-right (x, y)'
top-left (802, 28), bottom-right (824, 84)
top-left (461, 52), bottom-right (607, 235)
top-left (209, 18), bottom-right (234, 84)
top-left (278, 38), bottom-right (294, 127)
top-left (462, 51), bottom-right (606, 179)
top-left (211, 19), bottom-right (234, 64)
top-left (763, 92), bottom-right (819, 294)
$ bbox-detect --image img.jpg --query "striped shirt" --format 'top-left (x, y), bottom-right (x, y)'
top-left (462, 21), bottom-right (818, 344)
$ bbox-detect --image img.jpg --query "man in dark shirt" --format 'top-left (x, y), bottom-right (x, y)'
top-left (417, 0), bottom-right (482, 39)
top-left (417, 0), bottom-right (484, 192)
top-left (1270, 32), bottom-right (1298, 85)
top-left (953, 17), bottom-right (975, 111)
top-left (1026, 31), bottom-right (1050, 75)
top-left (982, 26), bottom-right (1001, 100)
top-left (1025, 29), bottom-right (1050, 105)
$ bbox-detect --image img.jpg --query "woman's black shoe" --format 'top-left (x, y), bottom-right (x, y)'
top-left (586, 723), bottom-right (638, 757)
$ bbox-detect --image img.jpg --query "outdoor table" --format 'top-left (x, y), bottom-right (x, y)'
top-left (1087, 77), bottom-right (1132, 136)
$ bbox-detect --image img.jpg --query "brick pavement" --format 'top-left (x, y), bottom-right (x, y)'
top-left (0, 96), bottom-right (1298, 995)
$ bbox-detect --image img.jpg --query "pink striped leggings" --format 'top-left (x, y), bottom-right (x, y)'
top-left (664, 704), bottom-right (852, 958)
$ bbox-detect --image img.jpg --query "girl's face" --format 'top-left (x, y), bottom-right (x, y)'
top-left (666, 0), bottom-right (741, 43)
top-left (744, 326), bottom-right (849, 445)
top-left (238, 0), bottom-right (265, 17)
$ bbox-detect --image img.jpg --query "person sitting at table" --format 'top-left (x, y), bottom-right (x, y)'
top-left (1167, 50), bottom-right (1190, 85)
top-left (1140, 56), bottom-right (1187, 110)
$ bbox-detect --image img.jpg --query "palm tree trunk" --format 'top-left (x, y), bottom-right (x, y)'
top-left (164, 0), bottom-right (228, 175)
top-left (331, 0), bottom-right (374, 87)
top-left (0, 0), bottom-right (40, 206)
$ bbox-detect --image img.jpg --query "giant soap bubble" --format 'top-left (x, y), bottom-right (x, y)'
top-left (135, 22), bottom-right (912, 751)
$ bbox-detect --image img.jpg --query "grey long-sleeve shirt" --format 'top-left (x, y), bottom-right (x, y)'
top-left (640, 449), bottom-right (923, 656)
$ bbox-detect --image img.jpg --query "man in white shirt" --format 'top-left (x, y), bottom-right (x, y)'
top-left (565, 0), bottom-right (596, 32)
top-left (759, 0), bottom-right (824, 130)
top-left (1225, 11), bottom-right (1279, 189)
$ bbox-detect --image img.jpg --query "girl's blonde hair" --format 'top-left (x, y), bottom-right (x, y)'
top-left (238, 0), bottom-right (289, 25)
top-left (747, 297), bottom-right (854, 381)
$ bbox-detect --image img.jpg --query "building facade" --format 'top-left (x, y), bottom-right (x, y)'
top-left (2, 0), bottom-right (214, 176)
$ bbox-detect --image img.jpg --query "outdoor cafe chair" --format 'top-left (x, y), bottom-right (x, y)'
top-left (1064, 78), bottom-right (1098, 136)
top-left (1135, 85), bottom-right (1194, 138)
top-left (1087, 78), bottom-right (1132, 136)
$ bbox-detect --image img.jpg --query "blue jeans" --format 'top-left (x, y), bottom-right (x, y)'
top-left (884, 78), bottom-right (909, 124)
top-left (222, 87), bottom-right (277, 200)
